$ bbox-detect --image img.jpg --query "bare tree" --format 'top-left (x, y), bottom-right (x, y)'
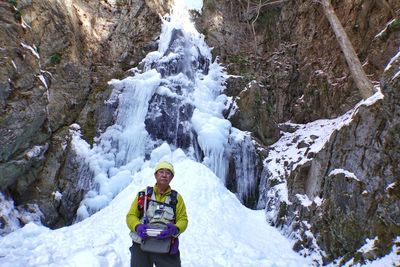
top-left (237, 0), bottom-right (289, 54)
top-left (237, 0), bottom-right (375, 98)
top-left (319, 0), bottom-right (374, 99)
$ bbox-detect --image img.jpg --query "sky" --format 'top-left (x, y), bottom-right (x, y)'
top-left (0, 0), bottom-right (399, 266)
top-left (176, 0), bottom-right (203, 12)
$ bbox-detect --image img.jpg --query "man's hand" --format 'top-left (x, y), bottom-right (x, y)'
top-left (157, 223), bottom-right (178, 239)
top-left (136, 224), bottom-right (149, 239)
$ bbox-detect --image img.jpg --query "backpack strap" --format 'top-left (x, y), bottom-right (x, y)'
top-left (169, 190), bottom-right (178, 220)
top-left (146, 186), bottom-right (154, 198)
top-left (137, 187), bottom-right (179, 220)
top-left (137, 187), bottom-right (154, 199)
top-left (137, 187), bottom-right (153, 220)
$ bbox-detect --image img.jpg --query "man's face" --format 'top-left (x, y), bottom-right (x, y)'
top-left (155, 168), bottom-right (173, 187)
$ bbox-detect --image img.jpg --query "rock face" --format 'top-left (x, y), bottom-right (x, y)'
top-left (0, 0), bottom-right (399, 264)
top-left (0, 1), bottom-right (49, 192)
top-left (199, 0), bottom-right (400, 264)
top-left (200, 0), bottom-right (399, 124)
top-left (0, 0), bottom-right (171, 228)
top-left (280, 60), bottom-right (400, 264)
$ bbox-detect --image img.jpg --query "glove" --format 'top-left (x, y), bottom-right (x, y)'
top-left (170, 238), bottom-right (179, 255)
top-left (157, 223), bottom-right (178, 239)
top-left (136, 224), bottom-right (149, 239)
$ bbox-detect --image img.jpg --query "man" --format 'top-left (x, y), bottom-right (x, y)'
top-left (126, 161), bottom-right (188, 267)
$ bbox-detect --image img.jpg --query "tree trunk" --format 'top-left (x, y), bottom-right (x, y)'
top-left (320, 0), bottom-right (374, 99)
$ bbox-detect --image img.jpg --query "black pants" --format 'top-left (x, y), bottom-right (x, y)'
top-left (130, 242), bottom-right (181, 267)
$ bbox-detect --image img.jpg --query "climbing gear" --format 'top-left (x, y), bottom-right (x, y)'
top-left (154, 161), bottom-right (175, 176)
top-left (137, 186), bottom-right (179, 254)
top-left (138, 186), bottom-right (178, 221)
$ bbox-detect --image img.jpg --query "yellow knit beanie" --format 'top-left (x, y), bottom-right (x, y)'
top-left (154, 161), bottom-right (175, 176)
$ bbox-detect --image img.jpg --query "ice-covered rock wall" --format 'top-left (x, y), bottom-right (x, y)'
top-left (72, 5), bottom-right (261, 220)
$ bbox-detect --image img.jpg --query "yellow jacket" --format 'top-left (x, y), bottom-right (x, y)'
top-left (126, 184), bottom-right (188, 234)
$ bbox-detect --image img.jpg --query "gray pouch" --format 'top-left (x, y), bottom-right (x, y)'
top-left (140, 223), bottom-right (171, 253)
top-left (140, 237), bottom-right (172, 253)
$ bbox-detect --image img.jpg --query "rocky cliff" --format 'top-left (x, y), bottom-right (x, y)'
top-left (197, 0), bottom-right (399, 264)
top-left (0, 0), bottom-right (399, 265)
top-left (0, 0), bottom-right (172, 227)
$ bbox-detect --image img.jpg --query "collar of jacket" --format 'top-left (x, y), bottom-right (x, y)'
top-left (153, 184), bottom-right (172, 196)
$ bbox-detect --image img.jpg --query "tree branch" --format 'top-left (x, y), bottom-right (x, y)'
top-left (319, 0), bottom-right (374, 99)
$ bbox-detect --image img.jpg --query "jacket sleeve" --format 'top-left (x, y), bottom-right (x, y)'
top-left (175, 194), bottom-right (188, 234)
top-left (126, 194), bottom-right (141, 232)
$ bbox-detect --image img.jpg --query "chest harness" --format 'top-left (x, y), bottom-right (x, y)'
top-left (131, 186), bottom-right (178, 243)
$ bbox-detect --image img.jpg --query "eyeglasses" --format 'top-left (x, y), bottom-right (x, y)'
top-left (157, 169), bottom-right (173, 177)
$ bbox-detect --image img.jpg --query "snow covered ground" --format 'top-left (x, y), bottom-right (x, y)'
top-left (1, 130), bottom-right (399, 266)
top-left (1, 92), bottom-right (399, 266)
top-left (0, 1), bottom-right (399, 266)
top-left (0, 158), bottom-right (312, 267)
top-left (1, 88), bottom-right (398, 266)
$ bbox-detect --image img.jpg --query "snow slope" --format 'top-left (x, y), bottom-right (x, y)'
top-left (0, 158), bottom-right (312, 267)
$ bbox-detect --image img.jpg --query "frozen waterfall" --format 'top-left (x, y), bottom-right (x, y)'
top-left (72, 3), bottom-right (261, 220)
